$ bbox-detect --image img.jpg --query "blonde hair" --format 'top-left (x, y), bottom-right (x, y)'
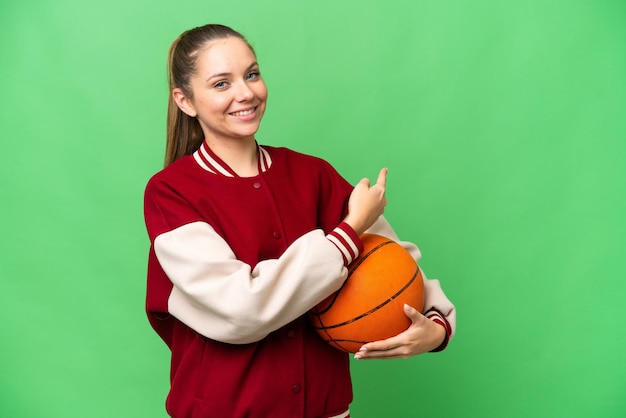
top-left (164, 24), bottom-right (253, 166)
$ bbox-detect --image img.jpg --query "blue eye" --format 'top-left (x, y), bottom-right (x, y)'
top-left (214, 80), bottom-right (228, 89)
top-left (246, 71), bottom-right (260, 80)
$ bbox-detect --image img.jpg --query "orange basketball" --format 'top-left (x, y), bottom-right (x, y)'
top-left (309, 233), bottom-right (425, 353)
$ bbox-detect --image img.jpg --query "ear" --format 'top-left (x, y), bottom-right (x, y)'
top-left (172, 88), bottom-right (197, 117)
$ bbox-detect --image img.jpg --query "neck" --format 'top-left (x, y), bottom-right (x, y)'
top-left (205, 137), bottom-right (259, 177)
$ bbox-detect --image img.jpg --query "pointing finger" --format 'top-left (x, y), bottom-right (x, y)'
top-left (376, 168), bottom-right (388, 187)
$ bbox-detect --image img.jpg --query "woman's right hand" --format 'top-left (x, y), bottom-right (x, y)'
top-left (343, 168), bottom-right (388, 235)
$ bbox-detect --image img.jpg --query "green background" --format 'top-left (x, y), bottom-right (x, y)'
top-left (2, 0), bottom-right (624, 417)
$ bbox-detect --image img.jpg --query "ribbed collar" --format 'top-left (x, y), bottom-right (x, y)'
top-left (192, 141), bottom-right (273, 177)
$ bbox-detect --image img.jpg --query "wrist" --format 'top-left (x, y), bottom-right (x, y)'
top-left (343, 216), bottom-right (364, 236)
top-left (431, 323), bottom-right (446, 350)
top-left (425, 309), bottom-right (452, 352)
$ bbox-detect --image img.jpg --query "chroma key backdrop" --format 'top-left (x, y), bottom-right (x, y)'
top-left (1, 0), bottom-right (625, 417)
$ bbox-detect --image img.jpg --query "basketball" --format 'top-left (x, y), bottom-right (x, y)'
top-left (309, 233), bottom-right (425, 353)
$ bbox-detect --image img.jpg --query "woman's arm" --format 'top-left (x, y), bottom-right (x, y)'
top-left (154, 221), bottom-right (360, 344)
top-left (146, 168), bottom-right (389, 345)
top-left (359, 216), bottom-right (457, 355)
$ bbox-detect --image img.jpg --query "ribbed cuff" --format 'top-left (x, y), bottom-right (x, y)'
top-left (326, 222), bottom-right (364, 266)
top-left (425, 309), bottom-right (452, 352)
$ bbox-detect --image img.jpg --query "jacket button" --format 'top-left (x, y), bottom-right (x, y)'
top-left (292, 384), bottom-right (301, 393)
top-left (273, 231), bottom-right (281, 239)
top-left (286, 329), bottom-right (296, 338)
top-left (253, 182), bottom-right (262, 189)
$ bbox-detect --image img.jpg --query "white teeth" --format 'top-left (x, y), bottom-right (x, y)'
top-left (231, 108), bottom-right (254, 116)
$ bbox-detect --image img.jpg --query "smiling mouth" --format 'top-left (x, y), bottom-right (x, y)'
top-left (230, 107), bottom-right (256, 117)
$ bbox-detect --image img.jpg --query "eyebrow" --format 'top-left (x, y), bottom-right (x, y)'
top-left (206, 62), bottom-right (259, 82)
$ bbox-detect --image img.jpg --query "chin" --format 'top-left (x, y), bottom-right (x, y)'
top-left (237, 125), bottom-right (262, 138)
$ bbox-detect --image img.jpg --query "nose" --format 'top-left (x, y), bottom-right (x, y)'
top-left (234, 81), bottom-right (254, 102)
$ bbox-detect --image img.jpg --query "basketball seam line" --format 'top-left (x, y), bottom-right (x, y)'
top-left (311, 265), bottom-right (420, 330)
top-left (315, 240), bottom-right (395, 316)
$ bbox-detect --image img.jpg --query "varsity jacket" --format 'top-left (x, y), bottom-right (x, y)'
top-left (144, 142), bottom-right (456, 417)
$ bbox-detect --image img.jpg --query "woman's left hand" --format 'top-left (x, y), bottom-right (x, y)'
top-left (353, 304), bottom-right (446, 360)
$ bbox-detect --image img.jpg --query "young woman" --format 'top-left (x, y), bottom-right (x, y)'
top-left (144, 24), bottom-right (456, 418)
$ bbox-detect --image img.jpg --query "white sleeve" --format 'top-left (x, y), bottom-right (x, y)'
top-left (154, 221), bottom-right (360, 344)
top-left (365, 216), bottom-right (457, 339)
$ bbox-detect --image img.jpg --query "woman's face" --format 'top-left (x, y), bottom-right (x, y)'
top-left (175, 37), bottom-right (268, 144)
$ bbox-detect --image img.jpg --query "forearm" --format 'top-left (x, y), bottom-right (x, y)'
top-left (366, 216), bottom-right (457, 342)
top-left (154, 221), bottom-right (362, 344)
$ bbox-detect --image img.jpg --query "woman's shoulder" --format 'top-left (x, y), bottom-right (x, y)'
top-left (145, 154), bottom-right (200, 190)
top-left (261, 145), bottom-right (335, 169)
